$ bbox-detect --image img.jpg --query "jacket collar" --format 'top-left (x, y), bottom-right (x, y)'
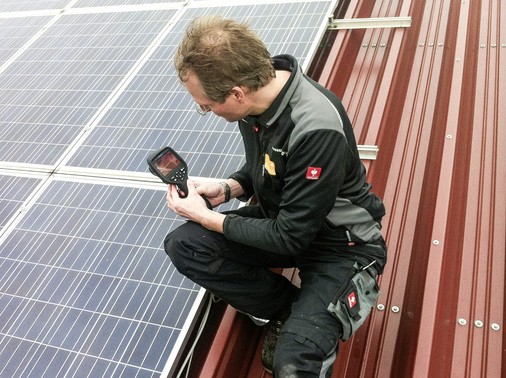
top-left (243, 54), bottom-right (302, 128)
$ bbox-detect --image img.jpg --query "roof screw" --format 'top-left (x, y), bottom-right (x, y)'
top-left (428, 43), bottom-right (434, 47)
top-left (392, 306), bottom-right (400, 313)
top-left (491, 323), bottom-right (501, 331)
top-left (456, 58), bottom-right (461, 62)
top-left (377, 304), bottom-right (385, 311)
top-left (362, 43), bottom-right (368, 47)
top-left (502, 44), bottom-right (506, 48)
top-left (438, 43), bottom-right (444, 47)
top-left (371, 44), bottom-right (377, 48)
top-left (491, 44), bottom-right (497, 48)
top-left (474, 320), bottom-right (484, 328)
top-left (419, 43), bottom-right (425, 47)
top-left (433, 240), bottom-right (440, 245)
top-left (446, 134), bottom-right (453, 139)
top-left (458, 318), bottom-right (467, 326)
top-left (380, 43), bottom-right (386, 47)
top-left (480, 44), bottom-right (486, 48)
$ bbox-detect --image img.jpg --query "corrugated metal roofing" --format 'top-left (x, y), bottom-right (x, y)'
top-left (195, 0), bottom-right (505, 376)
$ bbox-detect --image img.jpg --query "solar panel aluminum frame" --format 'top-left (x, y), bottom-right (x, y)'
top-left (0, 9), bottom-right (62, 19)
top-left (65, 2), bottom-right (183, 15)
top-left (0, 162), bottom-right (57, 175)
top-left (160, 289), bottom-right (209, 378)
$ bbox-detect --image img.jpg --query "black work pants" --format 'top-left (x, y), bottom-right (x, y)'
top-left (164, 206), bottom-right (386, 377)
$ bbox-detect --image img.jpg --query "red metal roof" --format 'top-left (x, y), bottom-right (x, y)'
top-left (192, 0), bottom-right (505, 376)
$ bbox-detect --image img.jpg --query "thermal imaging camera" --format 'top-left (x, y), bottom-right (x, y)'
top-left (147, 146), bottom-right (212, 209)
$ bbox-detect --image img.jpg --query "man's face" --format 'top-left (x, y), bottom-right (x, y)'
top-left (184, 74), bottom-right (248, 122)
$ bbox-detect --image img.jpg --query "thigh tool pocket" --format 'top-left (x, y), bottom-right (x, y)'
top-left (327, 262), bottom-right (381, 341)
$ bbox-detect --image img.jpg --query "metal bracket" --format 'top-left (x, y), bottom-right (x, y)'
top-left (328, 17), bottom-right (412, 30)
top-left (358, 145), bottom-right (379, 160)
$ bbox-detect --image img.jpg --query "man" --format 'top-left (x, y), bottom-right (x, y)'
top-left (165, 15), bottom-right (387, 377)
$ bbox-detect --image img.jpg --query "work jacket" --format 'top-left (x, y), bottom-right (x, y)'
top-left (224, 55), bottom-right (385, 255)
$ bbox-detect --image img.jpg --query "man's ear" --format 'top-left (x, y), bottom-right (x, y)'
top-left (229, 86), bottom-right (246, 103)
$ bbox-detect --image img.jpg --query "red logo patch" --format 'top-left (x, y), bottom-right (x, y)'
top-left (347, 292), bottom-right (357, 308)
top-left (306, 167), bottom-right (321, 180)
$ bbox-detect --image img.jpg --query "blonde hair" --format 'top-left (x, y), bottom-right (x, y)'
top-left (174, 15), bottom-right (275, 103)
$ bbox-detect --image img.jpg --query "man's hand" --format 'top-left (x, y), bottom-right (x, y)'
top-left (194, 181), bottom-right (225, 207)
top-left (166, 179), bottom-right (226, 233)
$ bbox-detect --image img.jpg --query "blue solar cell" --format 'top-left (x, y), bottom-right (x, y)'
top-left (0, 175), bottom-right (42, 233)
top-left (43, 348), bottom-right (72, 377)
top-left (0, 337), bottom-right (25, 377)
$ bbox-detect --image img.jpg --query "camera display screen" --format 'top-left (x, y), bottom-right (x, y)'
top-left (153, 150), bottom-right (181, 175)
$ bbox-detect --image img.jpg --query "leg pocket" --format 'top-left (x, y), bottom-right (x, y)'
top-left (327, 263), bottom-right (381, 341)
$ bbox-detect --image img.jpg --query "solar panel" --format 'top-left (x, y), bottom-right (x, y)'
top-left (0, 178), bottom-right (203, 377)
top-left (0, 9), bottom-right (178, 167)
top-left (0, 1), bottom-right (338, 376)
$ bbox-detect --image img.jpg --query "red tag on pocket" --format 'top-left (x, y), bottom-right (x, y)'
top-left (347, 292), bottom-right (357, 308)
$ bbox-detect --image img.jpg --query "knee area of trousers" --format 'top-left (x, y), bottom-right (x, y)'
top-left (273, 330), bottom-right (339, 378)
top-left (274, 332), bottom-right (325, 368)
top-left (164, 227), bottom-right (191, 267)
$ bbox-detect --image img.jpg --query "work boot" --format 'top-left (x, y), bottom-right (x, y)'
top-left (261, 306), bottom-right (291, 374)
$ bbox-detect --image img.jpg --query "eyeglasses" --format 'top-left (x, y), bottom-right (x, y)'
top-left (195, 103), bottom-right (212, 116)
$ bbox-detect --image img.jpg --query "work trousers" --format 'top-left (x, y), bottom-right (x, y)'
top-left (164, 206), bottom-right (386, 377)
